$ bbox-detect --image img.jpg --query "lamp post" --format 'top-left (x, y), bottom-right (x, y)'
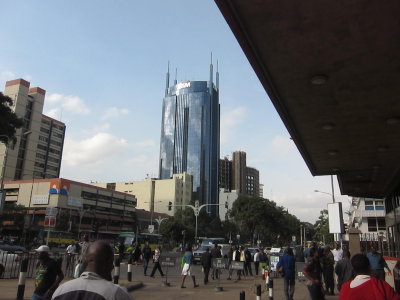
top-left (0, 131), bottom-right (32, 214)
top-left (154, 216), bottom-right (167, 233)
top-left (144, 200), bottom-right (162, 225)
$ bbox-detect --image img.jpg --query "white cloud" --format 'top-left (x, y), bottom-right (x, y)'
top-left (101, 107), bottom-right (129, 120)
top-left (45, 108), bottom-right (61, 119)
top-left (1, 71), bottom-right (16, 79)
top-left (63, 133), bottom-right (128, 167)
top-left (134, 139), bottom-right (155, 148)
top-left (46, 93), bottom-right (91, 115)
top-left (220, 107), bottom-right (247, 144)
top-left (271, 135), bottom-right (295, 156)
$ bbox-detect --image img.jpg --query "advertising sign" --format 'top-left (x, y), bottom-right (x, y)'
top-left (161, 257), bottom-right (176, 267)
top-left (44, 216), bottom-right (56, 227)
top-left (32, 194), bottom-right (49, 205)
top-left (212, 258), bottom-right (228, 269)
top-left (270, 255), bottom-right (280, 272)
top-left (67, 196), bottom-right (83, 208)
top-left (328, 202), bottom-right (345, 234)
top-left (230, 261), bottom-right (244, 270)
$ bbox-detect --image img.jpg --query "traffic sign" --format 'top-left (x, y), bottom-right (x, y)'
top-left (148, 224), bottom-right (154, 233)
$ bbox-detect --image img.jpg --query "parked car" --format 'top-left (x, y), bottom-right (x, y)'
top-left (0, 240), bottom-right (26, 252)
top-left (193, 245), bottom-right (212, 264)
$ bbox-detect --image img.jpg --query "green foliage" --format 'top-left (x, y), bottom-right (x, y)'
top-left (313, 209), bottom-right (333, 245)
top-left (0, 92), bottom-right (23, 144)
top-left (229, 195), bottom-right (301, 246)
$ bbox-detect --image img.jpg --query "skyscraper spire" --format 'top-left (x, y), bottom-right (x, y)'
top-left (174, 68), bottom-right (178, 85)
top-left (216, 60), bottom-right (219, 91)
top-left (209, 52), bottom-right (213, 84)
top-left (165, 61), bottom-right (170, 96)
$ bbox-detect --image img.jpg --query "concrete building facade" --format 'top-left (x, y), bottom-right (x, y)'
top-left (218, 151), bottom-right (260, 198)
top-left (348, 197), bottom-right (387, 240)
top-left (1, 79), bottom-right (65, 181)
top-left (1, 178), bottom-right (137, 244)
top-left (92, 172), bottom-right (192, 217)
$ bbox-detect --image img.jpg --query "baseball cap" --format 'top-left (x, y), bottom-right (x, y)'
top-left (35, 245), bottom-right (50, 252)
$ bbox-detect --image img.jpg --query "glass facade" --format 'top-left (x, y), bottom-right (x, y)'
top-left (159, 80), bottom-right (220, 217)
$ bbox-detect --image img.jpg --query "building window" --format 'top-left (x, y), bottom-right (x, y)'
top-left (368, 217), bottom-right (386, 232)
top-left (365, 201), bottom-right (374, 210)
top-left (375, 200), bottom-right (385, 210)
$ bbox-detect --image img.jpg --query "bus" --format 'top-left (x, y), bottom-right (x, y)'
top-left (115, 232), bottom-right (163, 253)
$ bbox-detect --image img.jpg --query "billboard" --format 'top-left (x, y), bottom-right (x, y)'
top-left (328, 202), bottom-right (345, 234)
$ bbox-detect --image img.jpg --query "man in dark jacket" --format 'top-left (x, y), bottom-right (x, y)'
top-left (210, 244), bottom-right (222, 280)
top-left (142, 242), bottom-right (152, 276)
top-left (277, 247), bottom-right (296, 300)
top-left (334, 250), bottom-right (354, 291)
top-left (201, 247), bottom-right (212, 284)
top-left (244, 247), bottom-right (253, 276)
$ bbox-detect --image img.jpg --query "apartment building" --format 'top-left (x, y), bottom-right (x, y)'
top-left (1, 79), bottom-right (65, 181)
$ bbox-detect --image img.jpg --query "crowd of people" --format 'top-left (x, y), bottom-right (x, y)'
top-left (302, 242), bottom-right (399, 300)
top-left (27, 237), bottom-right (400, 300)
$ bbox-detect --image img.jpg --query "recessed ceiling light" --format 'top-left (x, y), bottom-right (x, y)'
top-left (322, 123), bottom-right (335, 130)
top-left (386, 117), bottom-right (400, 125)
top-left (311, 75), bottom-right (328, 85)
top-left (378, 146), bottom-right (388, 152)
top-left (328, 150), bottom-right (338, 156)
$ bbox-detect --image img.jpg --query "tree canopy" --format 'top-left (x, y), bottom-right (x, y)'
top-left (0, 92), bottom-right (23, 144)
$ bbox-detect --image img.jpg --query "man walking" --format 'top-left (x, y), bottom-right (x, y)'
top-left (244, 247), bottom-right (253, 276)
top-left (52, 241), bottom-right (132, 300)
top-left (277, 247), bottom-right (296, 300)
top-left (253, 249), bottom-right (260, 276)
top-left (142, 242), bottom-right (152, 276)
top-left (211, 244), bottom-right (222, 280)
top-left (150, 246), bottom-right (164, 277)
top-left (334, 250), bottom-right (354, 291)
top-left (180, 245), bottom-right (199, 288)
top-left (32, 245), bottom-right (64, 300)
top-left (201, 247), bottom-right (212, 284)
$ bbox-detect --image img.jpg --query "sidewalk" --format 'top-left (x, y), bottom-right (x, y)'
top-left (0, 275), bottom-right (339, 300)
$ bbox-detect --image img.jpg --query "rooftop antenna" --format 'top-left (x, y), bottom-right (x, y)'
top-left (165, 61), bottom-right (170, 96)
top-left (209, 52), bottom-right (213, 84)
top-left (216, 60), bottom-right (219, 90)
top-left (174, 68), bottom-right (178, 85)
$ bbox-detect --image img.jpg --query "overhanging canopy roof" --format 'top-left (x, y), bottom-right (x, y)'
top-left (215, 0), bottom-right (400, 198)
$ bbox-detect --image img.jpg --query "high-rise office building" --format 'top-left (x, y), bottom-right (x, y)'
top-left (0, 79), bottom-right (65, 180)
top-left (159, 64), bottom-right (220, 217)
top-left (218, 151), bottom-right (260, 197)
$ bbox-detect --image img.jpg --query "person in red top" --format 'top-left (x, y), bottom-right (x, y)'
top-left (339, 253), bottom-right (399, 300)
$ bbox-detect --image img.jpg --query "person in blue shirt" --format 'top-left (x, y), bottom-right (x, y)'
top-left (180, 245), bottom-right (199, 288)
top-left (367, 246), bottom-right (391, 281)
top-left (277, 247), bottom-right (296, 300)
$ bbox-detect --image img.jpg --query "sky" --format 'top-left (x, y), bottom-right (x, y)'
top-left (0, 1), bottom-right (350, 223)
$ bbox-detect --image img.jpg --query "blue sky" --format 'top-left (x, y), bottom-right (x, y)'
top-left (0, 1), bottom-right (350, 223)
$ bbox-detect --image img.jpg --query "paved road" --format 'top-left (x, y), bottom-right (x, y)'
top-left (0, 254), bottom-right (340, 300)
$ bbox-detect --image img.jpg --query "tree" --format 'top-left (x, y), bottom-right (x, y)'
top-left (0, 202), bottom-right (26, 233)
top-left (0, 92), bottom-right (23, 144)
top-left (313, 209), bottom-right (333, 245)
top-left (229, 196), bottom-right (301, 246)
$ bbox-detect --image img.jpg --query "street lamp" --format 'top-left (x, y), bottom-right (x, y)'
top-left (154, 216), bottom-right (168, 233)
top-left (0, 131), bottom-right (32, 214)
top-left (144, 200), bottom-right (162, 225)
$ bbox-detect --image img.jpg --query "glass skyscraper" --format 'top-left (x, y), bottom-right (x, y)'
top-left (159, 63), bottom-right (220, 217)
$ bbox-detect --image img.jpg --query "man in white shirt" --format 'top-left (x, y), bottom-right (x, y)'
top-left (331, 242), bottom-right (343, 263)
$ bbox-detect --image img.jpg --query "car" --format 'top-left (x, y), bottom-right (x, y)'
top-left (0, 240), bottom-right (26, 252)
top-left (192, 245), bottom-right (212, 264)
